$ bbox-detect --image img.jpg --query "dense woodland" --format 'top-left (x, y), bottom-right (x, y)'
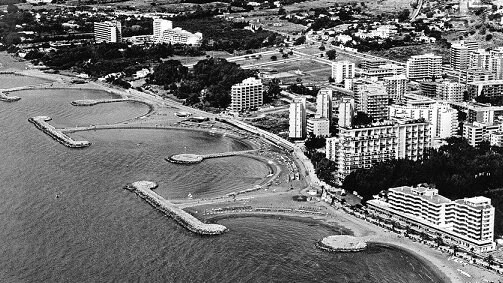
top-left (175, 17), bottom-right (284, 53)
top-left (148, 58), bottom-right (256, 109)
top-left (342, 137), bottom-right (503, 235)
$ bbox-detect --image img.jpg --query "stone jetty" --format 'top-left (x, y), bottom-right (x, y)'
top-left (0, 91), bottom-right (20, 102)
top-left (71, 99), bottom-right (143, 106)
top-left (167, 150), bottom-right (258, 164)
top-left (316, 235), bottom-right (367, 252)
top-left (125, 181), bottom-right (227, 235)
top-left (28, 116), bottom-right (91, 148)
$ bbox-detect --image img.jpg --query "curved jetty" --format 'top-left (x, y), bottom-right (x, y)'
top-left (316, 235), bottom-right (367, 252)
top-left (167, 150), bottom-right (258, 164)
top-left (28, 116), bottom-right (91, 148)
top-left (125, 181), bottom-right (227, 235)
top-left (71, 99), bottom-right (143, 106)
top-left (0, 92), bottom-right (20, 102)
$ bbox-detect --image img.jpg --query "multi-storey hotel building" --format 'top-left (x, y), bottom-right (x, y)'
top-left (466, 80), bottom-right (503, 101)
top-left (332, 61), bottom-right (355, 83)
top-left (406, 53), bottom-right (442, 80)
top-left (450, 40), bottom-right (479, 72)
top-left (289, 97), bottom-right (307, 139)
top-left (367, 185), bottom-right (495, 253)
top-left (355, 83), bottom-right (390, 121)
top-left (94, 21), bottom-right (122, 43)
top-left (326, 118), bottom-right (430, 181)
top-left (158, 28), bottom-right (202, 46)
top-left (383, 74), bottom-right (407, 103)
top-left (229, 77), bottom-right (263, 112)
top-left (316, 89), bottom-right (333, 121)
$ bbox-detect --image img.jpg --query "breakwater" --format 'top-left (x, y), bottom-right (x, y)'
top-left (28, 116), bottom-right (91, 148)
top-left (316, 235), bottom-right (367, 252)
top-left (124, 181), bottom-right (228, 235)
top-left (166, 150), bottom-right (259, 164)
top-left (0, 92), bottom-right (20, 102)
top-left (71, 98), bottom-right (143, 106)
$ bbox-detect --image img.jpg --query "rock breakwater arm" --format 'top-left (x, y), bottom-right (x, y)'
top-left (316, 235), bottom-right (367, 252)
top-left (125, 181), bottom-right (227, 235)
top-left (0, 91), bottom-right (20, 102)
top-left (28, 116), bottom-right (91, 148)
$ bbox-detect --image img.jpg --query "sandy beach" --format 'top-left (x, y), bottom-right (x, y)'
top-left (1, 56), bottom-right (501, 283)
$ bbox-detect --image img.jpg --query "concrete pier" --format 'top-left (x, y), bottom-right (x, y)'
top-left (166, 150), bottom-right (258, 164)
top-left (0, 92), bottom-right (20, 102)
top-left (316, 235), bottom-right (367, 252)
top-left (28, 116), bottom-right (91, 148)
top-left (125, 181), bottom-right (227, 235)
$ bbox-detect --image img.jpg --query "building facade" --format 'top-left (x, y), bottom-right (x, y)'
top-left (466, 80), bottom-right (503, 101)
top-left (289, 97), bottom-right (307, 139)
top-left (383, 74), bottom-right (407, 103)
top-left (367, 185), bottom-right (495, 254)
top-left (307, 118), bottom-right (330, 137)
top-left (406, 53), bottom-right (442, 80)
top-left (158, 28), bottom-right (202, 46)
top-left (437, 81), bottom-right (464, 102)
top-left (94, 21), bottom-right (122, 43)
top-left (355, 83), bottom-right (389, 121)
top-left (153, 18), bottom-right (173, 41)
top-left (332, 61), bottom-right (355, 83)
top-left (229, 77), bottom-right (263, 112)
top-left (337, 97), bottom-right (354, 128)
top-left (326, 119), bottom-right (431, 181)
top-left (450, 40), bottom-right (479, 71)
top-left (462, 122), bottom-right (501, 147)
top-left (316, 89), bottom-right (333, 121)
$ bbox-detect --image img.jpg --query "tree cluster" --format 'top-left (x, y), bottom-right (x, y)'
top-left (174, 17), bottom-right (284, 53)
top-left (149, 58), bottom-right (256, 109)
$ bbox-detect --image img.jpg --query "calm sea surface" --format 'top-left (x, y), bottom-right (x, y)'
top-left (0, 74), bottom-right (445, 282)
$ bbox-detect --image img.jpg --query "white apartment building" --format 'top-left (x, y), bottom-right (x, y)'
top-left (450, 40), bottom-right (479, 71)
top-left (361, 64), bottom-right (405, 80)
top-left (153, 18), bottom-right (173, 41)
top-left (289, 97), bottom-right (307, 139)
top-left (489, 131), bottom-right (503, 146)
top-left (466, 80), bottom-right (503, 101)
top-left (229, 77), bottom-right (263, 112)
top-left (449, 101), bottom-right (503, 125)
top-left (462, 122), bottom-right (501, 147)
top-left (307, 118), bottom-right (330, 137)
top-left (383, 75), bottom-right (407, 103)
top-left (158, 28), bottom-right (202, 46)
top-left (337, 97), bottom-right (354, 128)
top-left (437, 81), bottom-right (464, 102)
top-left (389, 102), bottom-right (458, 141)
top-left (332, 61), bottom-right (355, 83)
top-left (94, 21), bottom-right (122, 43)
top-left (406, 53), bottom-right (442, 80)
top-left (326, 118), bottom-right (430, 181)
top-left (469, 49), bottom-right (492, 70)
top-left (355, 83), bottom-right (389, 121)
top-left (316, 89), bottom-right (333, 121)
top-left (367, 185), bottom-right (495, 253)
top-left (489, 47), bottom-right (503, 79)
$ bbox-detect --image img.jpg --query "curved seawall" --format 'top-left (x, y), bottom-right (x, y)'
top-left (125, 181), bottom-right (227, 235)
top-left (28, 116), bottom-right (91, 148)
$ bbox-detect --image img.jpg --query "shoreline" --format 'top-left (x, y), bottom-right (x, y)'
top-left (1, 56), bottom-right (496, 283)
top-left (202, 210), bottom-right (454, 283)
